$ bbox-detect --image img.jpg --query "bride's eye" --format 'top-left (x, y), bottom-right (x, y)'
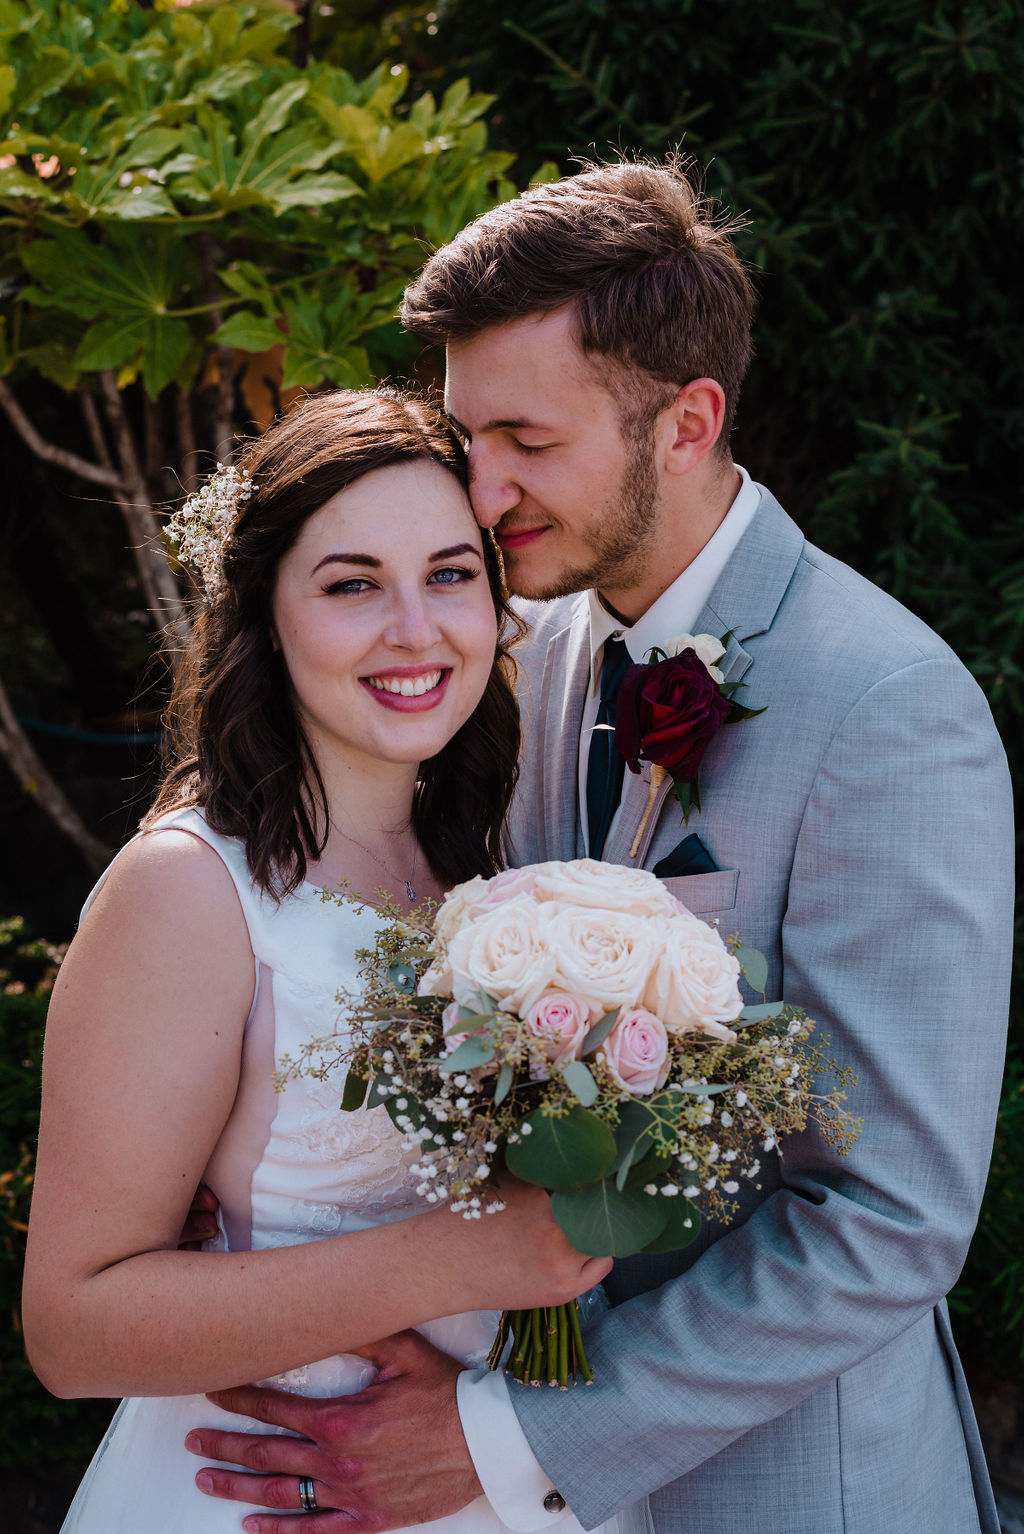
top-left (322, 577), bottom-right (376, 595)
top-left (428, 565), bottom-right (479, 586)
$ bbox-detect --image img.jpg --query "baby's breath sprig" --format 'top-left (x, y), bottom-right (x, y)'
top-left (165, 463), bottom-right (256, 599)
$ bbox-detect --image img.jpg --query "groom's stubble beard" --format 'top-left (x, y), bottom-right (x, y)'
top-left (504, 430), bottom-right (661, 603)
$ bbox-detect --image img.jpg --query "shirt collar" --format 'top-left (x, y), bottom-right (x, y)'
top-left (586, 466), bottom-right (760, 684)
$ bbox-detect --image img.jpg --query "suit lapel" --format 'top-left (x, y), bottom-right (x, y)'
top-left (608, 487), bottom-right (805, 867)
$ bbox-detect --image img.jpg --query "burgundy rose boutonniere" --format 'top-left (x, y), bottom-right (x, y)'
top-left (615, 632), bottom-right (764, 857)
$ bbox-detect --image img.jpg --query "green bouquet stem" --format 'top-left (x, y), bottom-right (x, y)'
top-left (487, 1302), bottom-right (594, 1388)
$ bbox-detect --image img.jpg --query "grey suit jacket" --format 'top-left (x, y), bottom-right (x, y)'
top-left (503, 488), bottom-right (1013, 1533)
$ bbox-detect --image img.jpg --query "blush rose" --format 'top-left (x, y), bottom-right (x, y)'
top-left (524, 990), bottom-right (593, 1068)
top-left (600, 1008), bottom-right (670, 1094)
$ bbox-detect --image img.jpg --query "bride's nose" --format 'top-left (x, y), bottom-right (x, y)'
top-left (383, 589), bottom-right (443, 651)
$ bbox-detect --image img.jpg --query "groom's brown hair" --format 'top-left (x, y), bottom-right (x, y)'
top-left (401, 155), bottom-right (756, 447)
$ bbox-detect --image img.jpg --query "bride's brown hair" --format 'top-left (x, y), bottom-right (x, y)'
top-left (147, 388), bottom-right (522, 897)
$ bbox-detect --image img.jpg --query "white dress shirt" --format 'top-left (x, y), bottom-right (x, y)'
top-left (456, 469), bottom-right (762, 1528)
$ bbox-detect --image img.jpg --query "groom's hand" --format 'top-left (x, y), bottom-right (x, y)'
top-left (185, 1330), bottom-right (482, 1532)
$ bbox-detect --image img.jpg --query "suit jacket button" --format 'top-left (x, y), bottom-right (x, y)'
top-left (544, 1490), bottom-right (566, 1513)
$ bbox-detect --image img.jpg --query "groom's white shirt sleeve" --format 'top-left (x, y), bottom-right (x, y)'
top-left (457, 1369), bottom-right (575, 1529)
top-left (455, 470), bottom-right (761, 1526)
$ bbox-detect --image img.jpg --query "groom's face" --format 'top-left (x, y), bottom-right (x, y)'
top-left (444, 306), bottom-right (664, 610)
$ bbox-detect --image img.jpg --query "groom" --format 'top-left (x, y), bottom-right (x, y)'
top-left (186, 160), bottom-right (1014, 1532)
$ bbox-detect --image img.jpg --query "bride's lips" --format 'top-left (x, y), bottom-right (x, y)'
top-left (494, 524), bottom-right (548, 552)
top-left (360, 667), bottom-right (451, 712)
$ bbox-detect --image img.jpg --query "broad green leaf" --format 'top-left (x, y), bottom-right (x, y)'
top-left (75, 314), bottom-right (146, 373)
top-left (0, 63), bottom-right (16, 120)
top-left (505, 1106), bottom-right (616, 1192)
top-left (551, 1181), bottom-right (668, 1257)
top-left (642, 1197), bottom-right (701, 1254)
top-left (270, 172), bottom-right (361, 212)
top-left (560, 1060), bottom-right (598, 1107)
top-left (123, 127), bottom-right (183, 166)
top-left (104, 182), bottom-right (178, 221)
top-left (241, 79), bottom-right (308, 152)
top-left (142, 315), bottom-right (193, 398)
top-left (219, 261), bottom-right (277, 312)
top-left (735, 946), bottom-right (769, 994)
top-left (212, 314), bottom-right (283, 356)
top-left (438, 1036), bottom-right (495, 1074)
top-left (20, 340), bottom-right (79, 390)
top-left (340, 1070), bottom-right (369, 1113)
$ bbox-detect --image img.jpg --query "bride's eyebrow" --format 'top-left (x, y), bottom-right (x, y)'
top-left (429, 542), bottom-right (481, 560)
top-left (311, 552), bottom-right (380, 574)
top-left (310, 545), bottom-right (481, 575)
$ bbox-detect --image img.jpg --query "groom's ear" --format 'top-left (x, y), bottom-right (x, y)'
top-left (658, 378), bottom-right (726, 476)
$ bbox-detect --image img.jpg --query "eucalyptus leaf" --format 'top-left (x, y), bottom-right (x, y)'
top-left (386, 961), bottom-right (417, 994)
top-left (493, 1062), bottom-right (514, 1106)
top-left (739, 1001), bottom-right (786, 1023)
top-left (581, 1009), bottom-right (620, 1057)
top-left (735, 945), bottom-right (769, 995)
top-left (561, 1060), bottom-right (599, 1107)
top-left (506, 1106), bottom-right (616, 1192)
top-left (340, 1070), bottom-right (369, 1113)
top-left (642, 1197), bottom-right (702, 1254)
top-left (550, 1181), bottom-right (668, 1257)
top-left (366, 1074), bottom-right (392, 1110)
top-left (438, 1036), bottom-right (495, 1074)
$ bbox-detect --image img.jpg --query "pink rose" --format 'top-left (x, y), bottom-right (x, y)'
top-left (601, 1008), bottom-right (670, 1095)
top-left (478, 867), bottom-right (539, 910)
top-left (441, 1000), bottom-right (468, 1054)
top-left (525, 990), bottom-right (593, 1069)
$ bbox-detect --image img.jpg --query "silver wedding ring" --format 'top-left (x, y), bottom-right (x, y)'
top-left (298, 1476), bottom-right (318, 1513)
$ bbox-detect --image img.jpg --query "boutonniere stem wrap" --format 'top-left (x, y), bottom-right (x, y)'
top-left (615, 633), bottom-right (764, 858)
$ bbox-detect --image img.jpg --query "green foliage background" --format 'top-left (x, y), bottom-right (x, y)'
top-left (0, 0), bottom-right (1021, 1486)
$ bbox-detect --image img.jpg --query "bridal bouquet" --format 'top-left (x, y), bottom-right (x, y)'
top-left (285, 859), bottom-right (857, 1387)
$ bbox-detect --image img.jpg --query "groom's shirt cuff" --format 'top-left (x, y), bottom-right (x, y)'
top-left (457, 1367), bottom-right (572, 1529)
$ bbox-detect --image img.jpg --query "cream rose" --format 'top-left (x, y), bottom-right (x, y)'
top-left (445, 896), bottom-right (555, 1014)
top-left (643, 915), bottom-right (742, 1039)
top-left (600, 1008), bottom-right (670, 1094)
top-left (476, 866), bottom-right (539, 910)
top-left (524, 990), bottom-right (593, 1068)
top-left (432, 875), bottom-right (491, 944)
top-left (547, 904), bottom-right (659, 1013)
top-left (532, 858), bottom-right (679, 920)
top-left (662, 631), bottom-right (726, 684)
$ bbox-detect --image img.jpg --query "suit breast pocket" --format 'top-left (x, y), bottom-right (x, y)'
top-left (659, 868), bottom-right (739, 916)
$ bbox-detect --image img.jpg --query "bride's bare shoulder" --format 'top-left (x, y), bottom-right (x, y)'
top-left (80, 824), bottom-right (250, 958)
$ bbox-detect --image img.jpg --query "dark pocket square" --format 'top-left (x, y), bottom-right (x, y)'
top-left (653, 833), bottom-right (720, 878)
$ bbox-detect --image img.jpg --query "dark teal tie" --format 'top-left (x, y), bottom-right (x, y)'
top-left (585, 635), bottom-right (632, 858)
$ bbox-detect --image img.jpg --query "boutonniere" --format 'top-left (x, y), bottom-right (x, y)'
top-left (615, 632), bottom-right (764, 858)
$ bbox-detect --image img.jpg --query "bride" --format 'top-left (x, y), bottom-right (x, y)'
top-left (21, 388), bottom-right (619, 1533)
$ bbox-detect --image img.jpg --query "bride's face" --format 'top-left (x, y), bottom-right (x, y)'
top-left (271, 459), bottom-right (498, 778)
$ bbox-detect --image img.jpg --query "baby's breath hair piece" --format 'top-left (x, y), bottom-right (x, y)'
top-left (165, 463), bottom-right (255, 599)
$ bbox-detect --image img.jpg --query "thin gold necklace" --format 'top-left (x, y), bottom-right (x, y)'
top-left (337, 828), bottom-right (419, 902)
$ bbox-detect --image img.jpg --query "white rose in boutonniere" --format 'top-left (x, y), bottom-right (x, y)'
top-left (662, 631), bottom-right (726, 683)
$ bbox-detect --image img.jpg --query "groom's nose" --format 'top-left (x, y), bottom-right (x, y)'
top-left (468, 444), bottom-right (523, 528)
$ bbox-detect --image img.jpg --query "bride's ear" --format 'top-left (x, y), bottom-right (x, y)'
top-left (269, 626), bottom-right (281, 653)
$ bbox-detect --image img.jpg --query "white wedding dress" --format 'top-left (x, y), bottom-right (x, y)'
top-left (60, 808), bottom-right (643, 1534)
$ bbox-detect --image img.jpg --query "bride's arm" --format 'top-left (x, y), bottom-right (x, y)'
top-left (22, 831), bottom-right (607, 1400)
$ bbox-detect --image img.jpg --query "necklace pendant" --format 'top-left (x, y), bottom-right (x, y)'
top-left (405, 881), bottom-right (416, 902)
